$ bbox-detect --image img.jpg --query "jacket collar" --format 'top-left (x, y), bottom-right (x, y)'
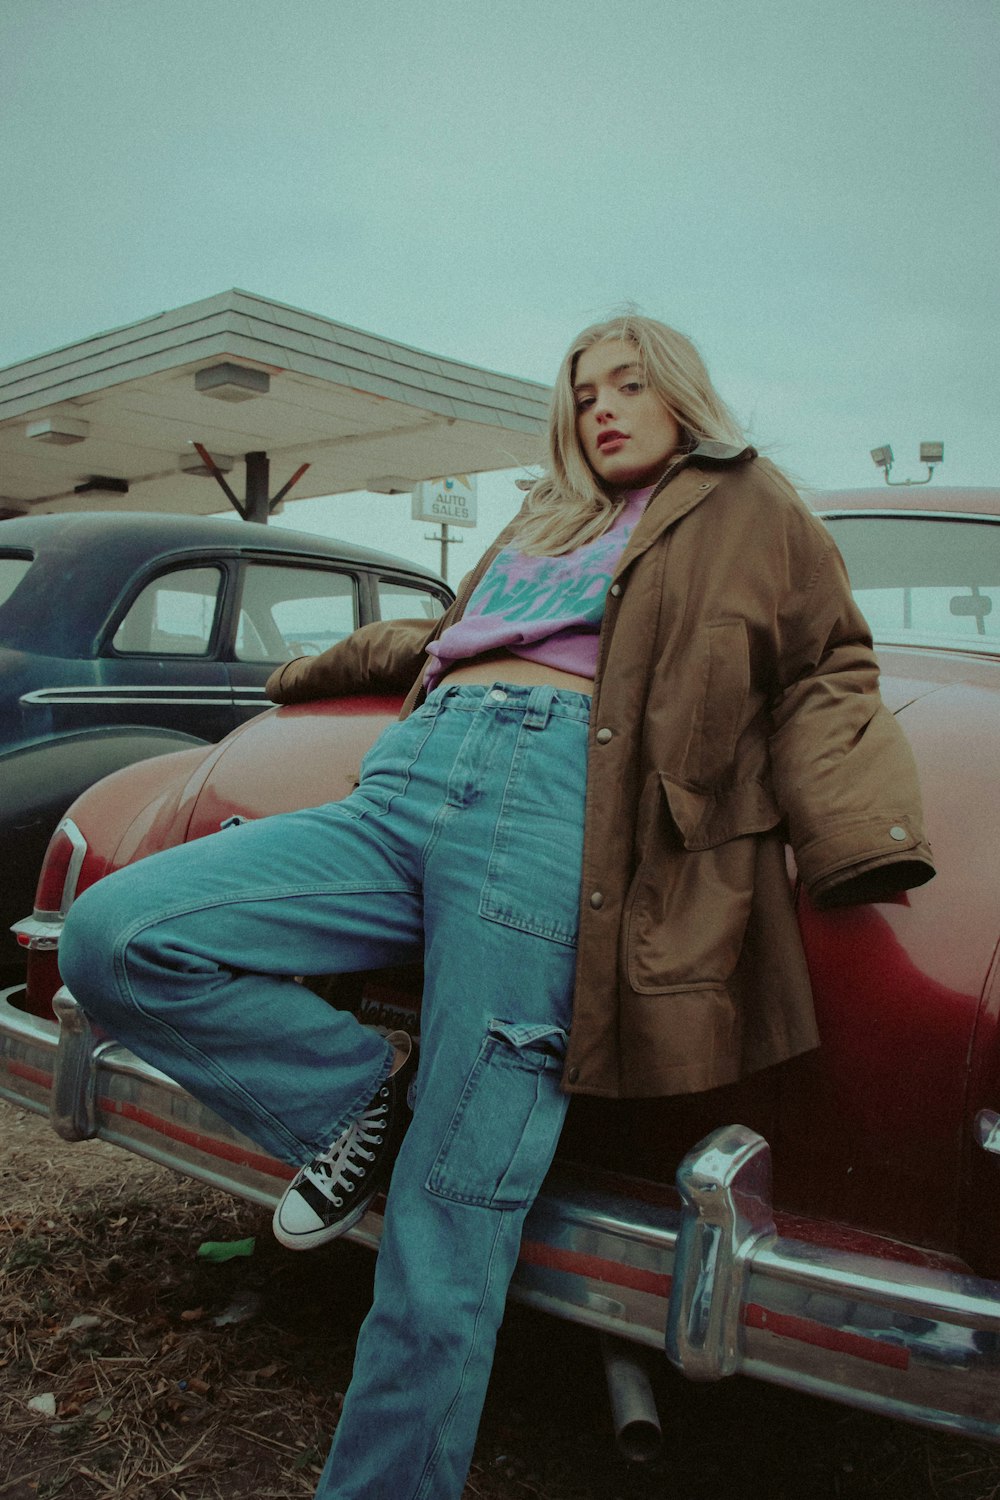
top-left (613, 441), bottom-right (757, 579)
top-left (451, 441), bottom-right (757, 611)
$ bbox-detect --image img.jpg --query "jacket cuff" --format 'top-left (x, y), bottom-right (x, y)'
top-left (797, 814), bottom-right (936, 907)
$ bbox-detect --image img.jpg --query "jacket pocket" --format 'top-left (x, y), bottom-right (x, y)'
top-left (661, 773), bottom-right (780, 850)
top-left (427, 1021), bottom-right (569, 1209)
top-left (623, 776), bottom-right (781, 994)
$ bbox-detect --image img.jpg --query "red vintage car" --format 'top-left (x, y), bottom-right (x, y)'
top-left (2, 486), bottom-right (999, 1454)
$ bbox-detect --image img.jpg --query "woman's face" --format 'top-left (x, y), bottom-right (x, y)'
top-left (573, 338), bottom-right (682, 491)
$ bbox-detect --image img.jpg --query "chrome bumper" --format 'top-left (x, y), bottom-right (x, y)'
top-left (2, 982), bottom-right (998, 1442)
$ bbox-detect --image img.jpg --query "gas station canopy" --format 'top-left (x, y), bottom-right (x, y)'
top-left (0, 290), bottom-right (550, 522)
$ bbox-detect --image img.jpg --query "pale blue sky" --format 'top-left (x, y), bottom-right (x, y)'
top-left (2, 0), bottom-right (997, 575)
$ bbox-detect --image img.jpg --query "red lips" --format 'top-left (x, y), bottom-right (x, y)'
top-left (596, 429), bottom-right (627, 450)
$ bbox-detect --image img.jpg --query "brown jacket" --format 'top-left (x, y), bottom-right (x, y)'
top-left (268, 446), bottom-right (935, 1098)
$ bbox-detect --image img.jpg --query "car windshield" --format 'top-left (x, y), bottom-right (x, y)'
top-left (823, 514), bottom-right (1000, 652)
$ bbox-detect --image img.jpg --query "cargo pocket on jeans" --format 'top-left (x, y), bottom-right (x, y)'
top-left (427, 1021), bottom-right (569, 1209)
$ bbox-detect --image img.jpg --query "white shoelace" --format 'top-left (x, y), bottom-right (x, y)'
top-left (303, 1092), bottom-right (389, 1208)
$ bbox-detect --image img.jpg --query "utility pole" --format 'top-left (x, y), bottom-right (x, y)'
top-left (414, 477), bottom-right (477, 584)
top-left (423, 522), bottom-right (463, 583)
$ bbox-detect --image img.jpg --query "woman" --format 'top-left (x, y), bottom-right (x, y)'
top-left (60, 315), bottom-right (934, 1499)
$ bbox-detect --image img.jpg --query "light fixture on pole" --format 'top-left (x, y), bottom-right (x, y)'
top-left (870, 442), bottom-right (943, 486)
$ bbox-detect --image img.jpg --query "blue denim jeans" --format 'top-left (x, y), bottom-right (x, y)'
top-left (61, 681), bottom-right (590, 1500)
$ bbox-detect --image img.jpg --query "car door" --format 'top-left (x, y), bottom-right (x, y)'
top-left (88, 561), bottom-right (235, 743)
top-left (224, 560), bottom-right (362, 723)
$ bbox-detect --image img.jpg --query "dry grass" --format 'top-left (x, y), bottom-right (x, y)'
top-left (0, 1112), bottom-right (336, 1498)
top-left (2, 1098), bottom-right (1000, 1500)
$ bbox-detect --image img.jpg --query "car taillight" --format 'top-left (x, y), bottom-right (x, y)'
top-left (35, 819), bottom-right (88, 916)
top-left (13, 818), bottom-right (88, 953)
top-left (14, 819), bottom-right (89, 1019)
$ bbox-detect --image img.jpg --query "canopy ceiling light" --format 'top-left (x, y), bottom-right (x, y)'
top-left (25, 416), bottom-right (89, 445)
top-left (194, 363), bottom-right (270, 401)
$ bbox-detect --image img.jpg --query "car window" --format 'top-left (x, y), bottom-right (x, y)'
top-left (377, 578), bottom-right (447, 623)
top-left (111, 566), bottom-right (223, 655)
top-left (235, 563), bottom-right (358, 661)
top-left (824, 516), bottom-right (1000, 648)
top-left (0, 554), bottom-right (32, 610)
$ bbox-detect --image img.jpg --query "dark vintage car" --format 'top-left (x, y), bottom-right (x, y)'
top-left (0, 510), bottom-right (450, 979)
top-left (2, 487), bottom-right (1000, 1454)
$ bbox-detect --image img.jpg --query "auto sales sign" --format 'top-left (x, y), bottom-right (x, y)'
top-left (411, 475), bottom-right (477, 528)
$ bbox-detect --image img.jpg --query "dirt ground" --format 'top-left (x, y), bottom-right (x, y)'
top-left (2, 1097), bottom-right (1000, 1500)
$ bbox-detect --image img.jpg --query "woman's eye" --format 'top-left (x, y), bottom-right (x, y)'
top-left (575, 396), bottom-right (595, 412)
top-left (622, 381), bottom-right (644, 394)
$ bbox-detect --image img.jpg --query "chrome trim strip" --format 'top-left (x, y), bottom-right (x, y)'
top-left (56, 817), bottom-right (87, 916)
top-left (862, 632), bottom-right (1000, 659)
top-left (10, 915), bottom-right (62, 950)
top-left (21, 688), bottom-right (235, 706)
top-left (819, 510), bottom-right (1000, 524)
top-left (1, 986), bottom-right (998, 1442)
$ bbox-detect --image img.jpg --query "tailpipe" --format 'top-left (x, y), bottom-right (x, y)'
top-left (600, 1334), bottom-right (663, 1463)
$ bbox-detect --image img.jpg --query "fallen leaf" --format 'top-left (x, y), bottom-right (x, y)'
top-left (61, 1314), bottom-right (102, 1335)
top-left (196, 1236), bottom-right (256, 1263)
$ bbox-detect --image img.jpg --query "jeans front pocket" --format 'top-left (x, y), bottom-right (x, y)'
top-left (343, 704), bottom-right (439, 819)
top-left (427, 1021), bottom-right (569, 1209)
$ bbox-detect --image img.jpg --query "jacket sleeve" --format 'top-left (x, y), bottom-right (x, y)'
top-left (767, 521), bottom-right (935, 908)
top-left (265, 616), bottom-right (443, 703)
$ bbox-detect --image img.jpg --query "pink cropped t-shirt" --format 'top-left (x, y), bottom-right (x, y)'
top-left (424, 485), bottom-right (654, 690)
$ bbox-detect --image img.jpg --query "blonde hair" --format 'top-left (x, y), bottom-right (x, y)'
top-left (513, 314), bottom-right (747, 556)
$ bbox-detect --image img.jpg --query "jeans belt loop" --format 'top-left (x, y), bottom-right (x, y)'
top-left (523, 684), bottom-right (555, 730)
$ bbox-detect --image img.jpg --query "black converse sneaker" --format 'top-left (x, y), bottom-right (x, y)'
top-left (272, 1031), bottom-right (414, 1251)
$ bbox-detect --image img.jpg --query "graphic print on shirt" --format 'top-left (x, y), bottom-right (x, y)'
top-left (468, 532), bottom-right (625, 624)
top-left (424, 487), bottom-right (653, 686)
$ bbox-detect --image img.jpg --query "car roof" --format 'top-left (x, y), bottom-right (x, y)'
top-left (0, 510), bottom-right (446, 658)
top-left (0, 508), bottom-right (444, 578)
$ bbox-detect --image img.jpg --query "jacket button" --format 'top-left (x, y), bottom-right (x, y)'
top-left (589, 891), bottom-right (604, 909)
top-left (889, 825), bottom-right (908, 841)
top-left (596, 727), bottom-right (613, 744)
top-left (609, 583), bottom-right (622, 597)
top-left (568, 1066), bottom-right (580, 1083)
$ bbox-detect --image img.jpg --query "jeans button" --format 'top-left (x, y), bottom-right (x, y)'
top-left (489, 688), bottom-right (507, 702)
